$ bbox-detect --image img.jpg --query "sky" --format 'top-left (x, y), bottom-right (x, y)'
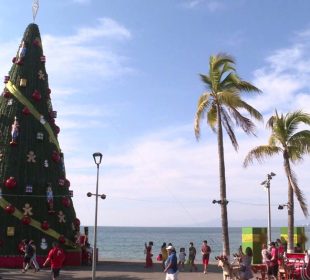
top-left (0, 0), bottom-right (310, 227)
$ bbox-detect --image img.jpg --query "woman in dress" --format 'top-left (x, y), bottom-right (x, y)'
top-left (144, 241), bottom-right (153, 268)
top-left (239, 247), bottom-right (254, 280)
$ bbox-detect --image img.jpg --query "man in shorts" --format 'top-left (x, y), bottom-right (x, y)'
top-left (164, 245), bottom-right (178, 280)
top-left (201, 240), bottom-right (211, 274)
top-left (43, 242), bottom-right (65, 280)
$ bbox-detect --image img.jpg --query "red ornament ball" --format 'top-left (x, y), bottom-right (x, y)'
top-left (47, 88), bottom-right (51, 94)
top-left (32, 90), bottom-right (41, 102)
top-left (12, 57), bottom-right (16, 63)
top-left (22, 107), bottom-right (31, 115)
top-left (5, 177), bottom-right (17, 189)
top-left (58, 235), bottom-right (65, 244)
top-left (21, 216), bottom-right (31, 225)
top-left (3, 89), bottom-right (11, 98)
top-left (62, 197), bottom-right (71, 208)
top-left (5, 204), bottom-right (15, 214)
top-left (41, 220), bottom-right (49, 230)
top-left (52, 151), bottom-right (60, 162)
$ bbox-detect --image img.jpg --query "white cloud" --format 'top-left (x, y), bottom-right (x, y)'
top-left (66, 119), bottom-right (310, 226)
top-left (250, 29), bottom-right (310, 114)
top-left (42, 18), bottom-right (133, 88)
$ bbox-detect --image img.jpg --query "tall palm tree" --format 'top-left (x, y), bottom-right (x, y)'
top-left (244, 110), bottom-right (310, 252)
top-left (194, 53), bottom-right (263, 256)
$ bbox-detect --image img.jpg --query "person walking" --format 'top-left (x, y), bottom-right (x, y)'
top-left (267, 242), bottom-right (279, 280)
top-left (239, 247), bottom-right (254, 280)
top-left (43, 242), bottom-right (65, 280)
top-left (201, 240), bottom-right (211, 274)
top-left (161, 242), bottom-right (168, 270)
top-left (164, 245), bottom-right (179, 280)
top-left (144, 241), bottom-right (153, 268)
top-left (178, 247), bottom-right (186, 271)
top-left (188, 242), bottom-right (198, 272)
top-left (21, 239), bottom-right (34, 273)
top-left (276, 238), bottom-right (285, 267)
top-left (261, 243), bottom-right (270, 270)
top-left (25, 240), bottom-right (40, 272)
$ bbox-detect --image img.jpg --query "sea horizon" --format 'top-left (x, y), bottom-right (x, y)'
top-left (81, 226), bottom-right (310, 261)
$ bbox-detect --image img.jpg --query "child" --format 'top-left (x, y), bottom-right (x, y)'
top-left (178, 247), bottom-right (186, 271)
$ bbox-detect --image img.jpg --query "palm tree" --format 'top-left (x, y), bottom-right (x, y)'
top-left (194, 53), bottom-right (263, 256)
top-left (244, 110), bottom-right (310, 252)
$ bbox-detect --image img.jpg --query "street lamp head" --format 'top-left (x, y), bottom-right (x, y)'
top-left (100, 194), bottom-right (106, 200)
top-left (260, 180), bottom-right (267, 185)
top-left (93, 152), bottom-right (103, 165)
top-left (87, 192), bottom-right (92, 197)
top-left (270, 172), bottom-right (276, 177)
top-left (278, 204), bottom-right (284, 210)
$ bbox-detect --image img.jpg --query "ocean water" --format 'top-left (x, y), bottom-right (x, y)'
top-left (82, 226), bottom-right (310, 261)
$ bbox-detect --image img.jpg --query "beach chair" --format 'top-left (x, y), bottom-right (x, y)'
top-left (282, 253), bottom-right (306, 280)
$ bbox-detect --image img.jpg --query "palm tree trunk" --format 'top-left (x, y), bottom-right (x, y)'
top-left (217, 107), bottom-right (230, 257)
top-left (284, 153), bottom-right (294, 253)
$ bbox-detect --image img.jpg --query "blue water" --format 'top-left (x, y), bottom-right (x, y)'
top-left (82, 226), bottom-right (310, 261)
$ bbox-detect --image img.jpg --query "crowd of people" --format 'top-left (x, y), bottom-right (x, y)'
top-left (261, 238), bottom-right (287, 280)
top-left (144, 240), bottom-right (212, 279)
top-left (20, 239), bottom-right (65, 280)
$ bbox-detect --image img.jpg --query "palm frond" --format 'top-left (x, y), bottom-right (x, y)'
top-left (268, 134), bottom-right (278, 146)
top-left (207, 104), bottom-right (217, 132)
top-left (286, 165), bottom-right (309, 217)
top-left (217, 89), bottom-right (240, 107)
top-left (230, 107), bottom-right (256, 135)
top-left (286, 111), bottom-right (310, 137)
top-left (266, 115), bottom-right (275, 129)
top-left (221, 107), bottom-right (238, 150)
top-left (220, 72), bottom-right (236, 90)
top-left (194, 93), bottom-right (212, 139)
top-left (212, 53), bottom-right (235, 70)
top-left (200, 74), bottom-right (212, 88)
top-left (236, 80), bottom-right (262, 93)
top-left (243, 145), bottom-right (282, 167)
top-left (289, 130), bottom-right (310, 156)
top-left (221, 62), bottom-right (236, 74)
top-left (288, 146), bottom-right (304, 163)
top-left (239, 100), bottom-right (263, 121)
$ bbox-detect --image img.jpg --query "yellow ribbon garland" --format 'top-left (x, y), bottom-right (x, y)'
top-left (5, 81), bottom-right (60, 152)
top-left (2, 83), bottom-right (75, 247)
top-left (0, 197), bottom-right (76, 248)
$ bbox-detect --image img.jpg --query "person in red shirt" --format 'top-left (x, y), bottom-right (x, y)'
top-left (43, 242), bottom-right (65, 280)
top-left (201, 240), bottom-right (211, 274)
top-left (267, 242), bottom-right (279, 280)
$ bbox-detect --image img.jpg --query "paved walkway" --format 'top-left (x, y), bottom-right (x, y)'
top-left (0, 261), bottom-right (225, 280)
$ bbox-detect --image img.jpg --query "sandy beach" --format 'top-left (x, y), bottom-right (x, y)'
top-left (0, 260), bottom-right (225, 279)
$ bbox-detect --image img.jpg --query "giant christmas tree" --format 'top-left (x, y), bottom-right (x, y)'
top-left (0, 23), bottom-right (81, 267)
